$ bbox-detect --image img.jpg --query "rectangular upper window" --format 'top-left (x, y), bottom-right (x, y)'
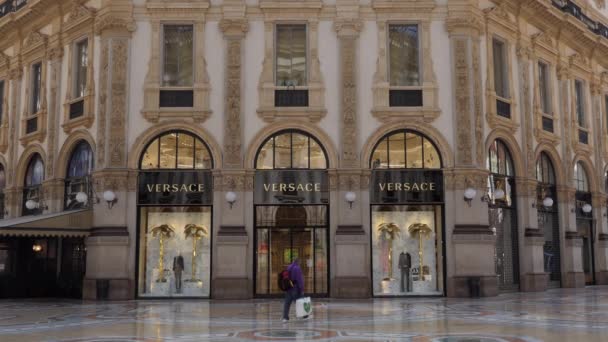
top-left (388, 24), bottom-right (420, 86)
top-left (538, 61), bottom-right (551, 114)
top-left (492, 38), bottom-right (509, 99)
top-left (162, 25), bottom-right (193, 87)
top-left (74, 39), bottom-right (88, 98)
top-left (31, 62), bottom-right (42, 114)
top-left (575, 80), bottom-right (586, 128)
top-left (275, 24), bottom-right (307, 87)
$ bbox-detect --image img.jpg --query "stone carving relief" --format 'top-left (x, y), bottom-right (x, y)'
top-left (96, 39), bottom-right (109, 168)
top-left (453, 38), bottom-right (473, 166)
top-left (109, 39), bottom-right (128, 168)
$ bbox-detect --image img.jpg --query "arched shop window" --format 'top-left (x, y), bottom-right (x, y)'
top-left (23, 154), bottom-right (44, 216)
top-left (255, 130), bottom-right (327, 169)
top-left (65, 141), bottom-right (94, 210)
top-left (137, 130), bottom-right (213, 298)
top-left (574, 161), bottom-right (595, 285)
top-left (140, 131), bottom-right (212, 169)
top-left (0, 164), bottom-right (5, 219)
top-left (253, 130), bottom-right (330, 296)
top-left (370, 130), bottom-right (441, 169)
top-left (487, 139), bottom-right (519, 291)
top-left (536, 152), bottom-right (561, 287)
top-left (369, 130), bottom-right (444, 296)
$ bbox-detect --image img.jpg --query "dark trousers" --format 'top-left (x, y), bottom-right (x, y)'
top-left (400, 267), bottom-right (410, 292)
top-left (282, 288), bottom-right (300, 319)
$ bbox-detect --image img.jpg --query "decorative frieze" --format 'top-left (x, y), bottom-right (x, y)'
top-left (108, 38), bottom-right (128, 168)
top-left (96, 39), bottom-right (109, 169)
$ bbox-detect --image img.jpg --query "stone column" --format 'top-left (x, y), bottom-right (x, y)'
top-left (445, 9), bottom-right (497, 297)
top-left (83, 18), bottom-right (134, 300)
top-left (332, 16), bottom-right (369, 298)
top-left (559, 187), bottom-right (585, 287)
top-left (5, 65), bottom-right (22, 218)
top-left (213, 13), bottom-right (251, 299)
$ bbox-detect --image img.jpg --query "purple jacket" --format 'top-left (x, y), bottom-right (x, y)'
top-left (287, 261), bottom-right (304, 294)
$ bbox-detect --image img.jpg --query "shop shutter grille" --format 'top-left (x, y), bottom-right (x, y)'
top-left (389, 89), bottom-right (423, 107)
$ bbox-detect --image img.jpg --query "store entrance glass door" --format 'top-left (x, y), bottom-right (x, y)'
top-left (577, 219), bottom-right (595, 285)
top-left (255, 205), bottom-right (328, 296)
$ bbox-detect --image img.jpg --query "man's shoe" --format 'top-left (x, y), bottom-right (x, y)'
top-left (301, 315), bottom-right (310, 320)
top-left (282, 318), bottom-right (289, 323)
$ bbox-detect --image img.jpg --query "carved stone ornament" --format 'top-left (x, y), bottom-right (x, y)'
top-left (96, 39), bottom-right (109, 168)
top-left (334, 18), bottom-right (362, 37)
top-left (453, 38), bottom-right (473, 166)
top-left (219, 18), bottom-right (249, 38)
top-left (65, 0), bottom-right (96, 28)
top-left (95, 16), bottom-right (136, 35)
top-left (531, 31), bottom-right (554, 51)
top-left (108, 39), bottom-right (129, 168)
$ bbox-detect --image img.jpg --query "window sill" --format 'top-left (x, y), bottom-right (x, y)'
top-left (62, 115), bottom-right (94, 133)
top-left (257, 106), bottom-right (326, 123)
top-left (486, 93), bottom-right (518, 132)
top-left (141, 107), bottom-right (211, 123)
top-left (19, 128), bottom-right (46, 146)
top-left (371, 106), bottom-right (440, 123)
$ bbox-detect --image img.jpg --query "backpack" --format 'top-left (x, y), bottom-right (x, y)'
top-left (278, 270), bottom-right (294, 291)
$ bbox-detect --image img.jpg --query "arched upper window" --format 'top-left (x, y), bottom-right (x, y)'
top-left (370, 130), bottom-right (441, 169)
top-left (487, 140), bottom-right (514, 176)
top-left (140, 131), bottom-right (212, 170)
top-left (255, 130), bottom-right (328, 169)
top-left (25, 154), bottom-right (44, 187)
top-left (536, 152), bottom-right (555, 185)
top-left (574, 161), bottom-right (589, 192)
top-left (65, 141), bottom-right (94, 210)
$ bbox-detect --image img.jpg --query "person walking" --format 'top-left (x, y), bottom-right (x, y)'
top-left (282, 258), bottom-right (307, 323)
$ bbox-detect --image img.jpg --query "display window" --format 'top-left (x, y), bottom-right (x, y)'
top-left (574, 161), bottom-right (595, 285)
top-left (136, 131), bottom-right (213, 298)
top-left (536, 152), bottom-right (560, 287)
top-left (369, 130), bottom-right (444, 297)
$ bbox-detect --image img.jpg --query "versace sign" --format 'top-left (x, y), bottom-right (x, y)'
top-left (254, 170), bottom-right (329, 205)
top-left (138, 171), bottom-right (213, 205)
top-left (370, 170), bottom-right (443, 204)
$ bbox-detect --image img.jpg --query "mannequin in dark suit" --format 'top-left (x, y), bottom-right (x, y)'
top-left (173, 254), bottom-right (185, 293)
top-left (398, 252), bottom-right (412, 292)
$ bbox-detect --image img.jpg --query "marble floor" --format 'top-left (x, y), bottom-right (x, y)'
top-left (1, 287), bottom-right (608, 342)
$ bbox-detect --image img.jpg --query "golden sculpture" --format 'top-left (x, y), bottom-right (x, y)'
top-left (150, 224), bottom-right (176, 282)
top-left (377, 222), bottom-right (400, 280)
top-left (408, 223), bottom-right (432, 281)
top-left (184, 224), bottom-right (208, 282)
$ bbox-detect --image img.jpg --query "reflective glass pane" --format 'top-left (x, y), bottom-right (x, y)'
top-left (422, 138), bottom-right (440, 169)
top-left (538, 62), bottom-right (551, 114)
top-left (389, 25), bottom-right (419, 86)
top-left (292, 133), bottom-right (309, 168)
top-left (256, 229), bottom-right (270, 294)
top-left (0, 166), bottom-right (5, 190)
top-left (309, 138), bottom-right (327, 169)
top-left (67, 142), bottom-right (93, 178)
top-left (388, 133), bottom-right (406, 168)
top-left (575, 80), bottom-right (585, 127)
top-left (256, 138), bottom-right (274, 169)
top-left (25, 156), bottom-right (44, 186)
top-left (141, 139), bottom-right (159, 169)
top-left (75, 40), bottom-right (88, 98)
top-left (31, 63), bottom-right (42, 114)
top-left (276, 25), bottom-right (307, 86)
top-left (493, 39), bottom-right (508, 98)
top-left (274, 133), bottom-right (291, 169)
top-left (177, 133), bottom-right (195, 169)
top-left (194, 140), bottom-right (212, 169)
top-left (371, 138), bottom-right (388, 169)
top-left (405, 133), bottom-right (423, 168)
top-left (163, 25), bottom-right (193, 87)
top-left (159, 133), bottom-right (178, 168)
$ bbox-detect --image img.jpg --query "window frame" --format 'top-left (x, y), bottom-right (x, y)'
top-left (22, 154), bottom-right (45, 216)
top-left (387, 22), bottom-right (422, 88)
top-left (72, 37), bottom-right (89, 100)
top-left (574, 79), bottom-right (587, 128)
top-left (369, 129), bottom-right (442, 170)
top-left (254, 130), bottom-right (328, 170)
top-left (492, 36), bottom-right (510, 101)
top-left (30, 61), bottom-right (42, 115)
top-left (139, 130), bottom-right (214, 170)
top-left (160, 23), bottom-right (195, 89)
top-left (273, 23), bottom-right (309, 89)
top-left (64, 141), bottom-right (94, 211)
top-left (537, 60), bottom-right (553, 115)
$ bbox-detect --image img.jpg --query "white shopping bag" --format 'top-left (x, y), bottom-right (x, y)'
top-left (295, 296), bottom-right (312, 318)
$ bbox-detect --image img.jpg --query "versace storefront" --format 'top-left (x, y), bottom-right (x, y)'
top-left (136, 131), bottom-right (214, 298)
top-left (368, 130), bottom-right (445, 296)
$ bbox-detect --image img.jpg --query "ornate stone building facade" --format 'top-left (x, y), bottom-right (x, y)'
top-left (1, 0), bottom-right (608, 299)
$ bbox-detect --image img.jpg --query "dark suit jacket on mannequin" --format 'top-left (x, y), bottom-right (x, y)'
top-left (398, 252), bottom-right (411, 292)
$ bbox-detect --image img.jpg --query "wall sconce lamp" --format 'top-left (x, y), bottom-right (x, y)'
top-left (32, 243), bottom-right (43, 253)
top-left (25, 199), bottom-right (48, 212)
top-left (542, 197), bottom-right (554, 209)
top-left (225, 191), bottom-right (237, 209)
top-left (582, 203), bottom-right (592, 214)
top-left (345, 191), bottom-right (357, 209)
top-left (463, 187), bottom-right (477, 207)
top-left (75, 191), bottom-right (89, 205)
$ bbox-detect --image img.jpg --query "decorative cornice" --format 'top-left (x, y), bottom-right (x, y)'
top-left (334, 18), bottom-right (362, 38)
top-left (94, 16), bottom-right (136, 35)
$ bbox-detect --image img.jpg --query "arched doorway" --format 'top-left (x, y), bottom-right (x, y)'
top-left (574, 161), bottom-right (594, 285)
top-left (536, 152), bottom-right (560, 287)
top-left (253, 130), bottom-right (329, 297)
top-left (369, 130), bottom-right (444, 296)
top-left (487, 140), bottom-right (519, 292)
top-left (136, 130), bottom-right (214, 297)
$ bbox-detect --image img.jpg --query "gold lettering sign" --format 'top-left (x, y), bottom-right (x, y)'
top-left (263, 183), bottom-right (322, 192)
top-left (146, 184), bottom-right (205, 193)
top-left (377, 182), bottom-right (437, 192)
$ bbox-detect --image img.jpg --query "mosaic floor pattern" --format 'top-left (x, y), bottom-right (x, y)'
top-left (1, 286), bottom-right (608, 341)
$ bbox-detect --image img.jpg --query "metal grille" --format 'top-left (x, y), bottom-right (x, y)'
top-left (69, 99), bottom-right (84, 119)
top-left (389, 90), bottom-right (423, 107)
top-left (159, 90), bottom-right (193, 107)
top-left (496, 99), bottom-right (511, 118)
top-left (489, 207), bottom-right (520, 291)
top-left (578, 130), bottom-right (588, 144)
top-left (25, 117), bottom-right (37, 134)
top-left (274, 89), bottom-right (309, 107)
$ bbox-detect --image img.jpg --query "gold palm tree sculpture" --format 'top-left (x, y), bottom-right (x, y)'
top-left (408, 223), bottom-right (432, 281)
top-left (150, 224), bottom-right (175, 282)
top-left (184, 224), bottom-right (208, 282)
top-left (377, 222), bottom-right (400, 280)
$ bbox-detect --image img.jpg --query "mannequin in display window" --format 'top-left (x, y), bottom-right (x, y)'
top-left (173, 254), bottom-right (185, 293)
top-left (398, 252), bottom-right (412, 292)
